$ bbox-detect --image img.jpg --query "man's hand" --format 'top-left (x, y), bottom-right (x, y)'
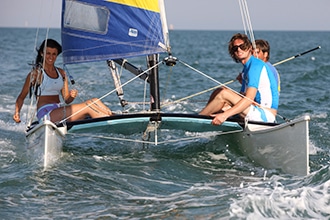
top-left (211, 113), bottom-right (227, 126)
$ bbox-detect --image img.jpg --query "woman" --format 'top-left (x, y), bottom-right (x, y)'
top-left (13, 39), bottom-right (112, 124)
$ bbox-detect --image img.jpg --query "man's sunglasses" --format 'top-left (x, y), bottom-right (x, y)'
top-left (232, 43), bottom-right (249, 52)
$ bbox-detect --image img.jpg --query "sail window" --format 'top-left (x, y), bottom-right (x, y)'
top-left (63, 0), bottom-right (109, 34)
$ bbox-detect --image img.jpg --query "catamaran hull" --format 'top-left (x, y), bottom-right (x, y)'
top-left (225, 115), bottom-right (310, 176)
top-left (66, 113), bottom-right (310, 176)
top-left (26, 120), bottom-right (66, 168)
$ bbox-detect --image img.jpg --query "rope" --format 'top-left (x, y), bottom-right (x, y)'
top-left (238, 0), bottom-right (247, 35)
top-left (26, 0), bottom-right (55, 127)
top-left (26, 0), bottom-right (43, 127)
top-left (58, 60), bottom-right (164, 124)
top-left (238, 0), bottom-right (256, 50)
top-left (153, 129), bottom-right (243, 145)
top-left (67, 127), bottom-right (243, 145)
top-left (67, 132), bottom-right (157, 145)
top-left (237, 0), bottom-right (289, 121)
top-left (163, 59), bottom-right (287, 121)
top-left (161, 80), bottom-right (234, 107)
top-left (178, 59), bottom-right (249, 102)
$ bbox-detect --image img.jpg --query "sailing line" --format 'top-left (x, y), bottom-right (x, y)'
top-left (58, 61), bottom-right (163, 124)
top-left (67, 128), bottom-right (243, 145)
top-left (163, 46), bottom-right (321, 108)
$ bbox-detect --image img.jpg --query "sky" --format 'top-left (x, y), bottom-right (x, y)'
top-left (0, 0), bottom-right (329, 31)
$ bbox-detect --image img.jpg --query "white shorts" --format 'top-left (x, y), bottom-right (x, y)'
top-left (246, 105), bottom-right (276, 123)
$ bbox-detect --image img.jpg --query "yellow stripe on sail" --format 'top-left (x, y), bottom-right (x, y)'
top-left (105, 0), bottom-right (160, 13)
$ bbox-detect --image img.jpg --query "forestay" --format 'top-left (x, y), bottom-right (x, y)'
top-left (61, 0), bottom-right (170, 64)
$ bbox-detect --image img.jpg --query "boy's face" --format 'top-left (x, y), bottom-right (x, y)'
top-left (254, 48), bottom-right (268, 62)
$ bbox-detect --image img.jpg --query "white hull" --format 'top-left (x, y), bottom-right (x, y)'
top-left (226, 115), bottom-right (310, 176)
top-left (26, 120), bottom-right (67, 169)
top-left (67, 113), bottom-right (310, 176)
top-left (24, 113), bottom-right (310, 175)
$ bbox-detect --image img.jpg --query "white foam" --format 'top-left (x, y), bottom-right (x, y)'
top-left (229, 177), bottom-right (330, 219)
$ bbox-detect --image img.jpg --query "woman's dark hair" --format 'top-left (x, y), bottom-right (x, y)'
top-left (35, 39), bottom-right (62, 65)
top-left (228, 33), bottom-right (252, 63)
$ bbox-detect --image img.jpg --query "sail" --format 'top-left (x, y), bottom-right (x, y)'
top-left (61, 0), bottom-right (170, 64)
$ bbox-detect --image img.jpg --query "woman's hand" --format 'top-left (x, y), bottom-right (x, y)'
top-left (69, 89), bottom-right (78, 99)
top-left (13, 112), bottom-right (21, 123)
top-left (64, 89), bottom-right (78, 104)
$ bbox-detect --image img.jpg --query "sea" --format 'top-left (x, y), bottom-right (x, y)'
top-left (0, 28), bottom-right (329, 219)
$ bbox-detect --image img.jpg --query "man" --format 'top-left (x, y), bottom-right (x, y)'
top-left (254, 39), bottom-right (280, 92)
top-left (235, 39), bottom-right (280, 91)
top-left (199, 33), bottom-right (279, 125)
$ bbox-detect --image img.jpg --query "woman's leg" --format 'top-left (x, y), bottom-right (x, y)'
top-left (50, 98), bottom-right (112, 122)
top-left (86, 98), bottom-right (112, 116)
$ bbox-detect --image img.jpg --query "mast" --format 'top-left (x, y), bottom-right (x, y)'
top-left (147, 54), bottom-right (161, 121)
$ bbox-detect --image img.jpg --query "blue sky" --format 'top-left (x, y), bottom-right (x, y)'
top-left (0, 0), bottom-right (329, 31)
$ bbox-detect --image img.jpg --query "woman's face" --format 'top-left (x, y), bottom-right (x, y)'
top-left (42, 47), bottom-right (58, 66)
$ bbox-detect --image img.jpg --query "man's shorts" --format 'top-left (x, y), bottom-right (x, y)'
top-left (246, 105), bottom-right (276, 123)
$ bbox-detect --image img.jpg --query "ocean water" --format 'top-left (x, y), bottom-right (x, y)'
top-left (0, 28), bottom-right (330, 219)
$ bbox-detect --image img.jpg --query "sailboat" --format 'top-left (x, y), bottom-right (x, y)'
top-left (25, 0), bottom-right (310, 176)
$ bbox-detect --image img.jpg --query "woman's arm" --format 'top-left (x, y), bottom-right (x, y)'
top-left (59, 68), bottom-right (77, 104)
top-left (13, 73), bottom-right (32, 123)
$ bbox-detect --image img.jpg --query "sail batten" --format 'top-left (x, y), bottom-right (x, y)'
top-left (61, 0), bottom-right (169, 64)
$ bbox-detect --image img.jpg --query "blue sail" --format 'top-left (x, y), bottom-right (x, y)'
top-left (61, 0), bottom-right (169, 64)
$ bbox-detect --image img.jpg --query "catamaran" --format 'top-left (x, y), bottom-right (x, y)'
top-left (25, 0), bottom-right (311, 176)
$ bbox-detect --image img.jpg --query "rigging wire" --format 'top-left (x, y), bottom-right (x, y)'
top-left (27, 0), bottom-right (55, 127)
top-left (238, 0), bottom-right (247, 35)
top-left (160, 1), bottom-right (284, 120)
top-left (26, 0), bottom-right (44, 126)
top-left (58, 61), bottom-right (164, 124)
top-left (164, 59), bottom-right (287, 121)
top-left (67, 128), bottom-right (243, 146)
top-left (161, 81), bottom-right (233, 108)
top-left (238, 0), bottom-right (256, 50)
